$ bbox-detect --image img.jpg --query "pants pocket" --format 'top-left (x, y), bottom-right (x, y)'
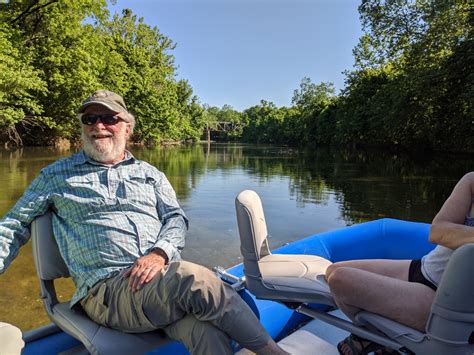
top-left (81, 282), bottom-right (109, 327)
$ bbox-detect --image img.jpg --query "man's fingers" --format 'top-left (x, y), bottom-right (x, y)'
top-left (145, 268), bottom-right (159, 283)
top-left (131, 267), bottom-right (144, 289)
top-left (130, 272), bottom-right (140, 291)
top-left (136, 268), bottom-right (154, 290)
top-left (129, 266), bottom-right (153, 291)
top-left (127, 265), bottom-right (142, 289)
top-left (123, 267), bottom-right (132, 277)
top-left (125, 254), bottom-right (166, 291)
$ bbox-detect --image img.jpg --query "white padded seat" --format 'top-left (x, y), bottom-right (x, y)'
top-left (259, 254), bottom-right (332, 295)
top-left (235, 190), bottom-right (334, 305)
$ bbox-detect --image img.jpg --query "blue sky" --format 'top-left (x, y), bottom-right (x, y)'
top-left (110, 0), bottom-right (363, 111)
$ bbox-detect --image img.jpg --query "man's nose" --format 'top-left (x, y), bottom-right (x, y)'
top-left (93, 120), bottom-right (106, 129)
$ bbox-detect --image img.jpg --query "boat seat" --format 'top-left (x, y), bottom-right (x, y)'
top-left (235, 190), bottom-right (334, 306)
top-left (235, 190), bottom-right (474, 355)
top-left (31, 212), bottom-right (170, 355)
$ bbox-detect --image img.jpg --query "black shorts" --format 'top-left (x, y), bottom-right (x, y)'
top-left (408, 259), bottom-right (437, 291)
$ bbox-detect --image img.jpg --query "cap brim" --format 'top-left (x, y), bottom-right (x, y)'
top-left (77, 101), bottom-right (123, 114)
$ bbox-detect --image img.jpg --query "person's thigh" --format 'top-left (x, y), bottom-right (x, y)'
top-left (326, 259), bottom-right (411, 281)
top-left (85, 262), bottom-right (221, 332)
top-left (164, 314), bottom-right (233, 355)
top-left (328, 267), bottom-right (435, 330)
top-left (81, 273), bottom-right (160, 332)
top-left (140, 260), bottom-right (228, 328)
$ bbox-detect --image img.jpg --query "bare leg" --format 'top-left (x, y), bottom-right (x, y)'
top-left (326, 259), bottom-right (411, 281)
top-left (325, 259), bottom-right (411, 321)
top-left (326, 259), bottom-right (436, 354)
top-left (326, 262), bottom-right (435, 331)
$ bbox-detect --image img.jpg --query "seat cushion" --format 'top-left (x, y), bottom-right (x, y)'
top-left (258, 254), bottom-right (333, 302)
top-left (52, 303), bottom-right (169, 355)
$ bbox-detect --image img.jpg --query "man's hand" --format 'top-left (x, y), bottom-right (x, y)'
top-left (123, 251), bottom-right (167, 292)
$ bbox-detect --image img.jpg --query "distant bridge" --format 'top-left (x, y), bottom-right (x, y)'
top-left (206, 121), bottom-right (242, 132)
top-left (204, 121), bottom-right (242, 142)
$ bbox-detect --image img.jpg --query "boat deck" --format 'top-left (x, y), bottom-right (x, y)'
top-left (238, 310), bottom-right (349, 355)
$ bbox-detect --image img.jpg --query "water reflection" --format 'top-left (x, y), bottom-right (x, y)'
top-left (0, 144), bottom-right (472, 331)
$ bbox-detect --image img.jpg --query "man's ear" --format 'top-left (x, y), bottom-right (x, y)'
top-left (125, 124), bottom-right (132, 139)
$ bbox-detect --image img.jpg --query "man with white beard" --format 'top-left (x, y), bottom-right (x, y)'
top-left (0, 90), bottom-right (288, 355)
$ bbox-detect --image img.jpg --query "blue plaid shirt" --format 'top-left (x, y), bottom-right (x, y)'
top-left (0, 150), bottom-right (188, 307)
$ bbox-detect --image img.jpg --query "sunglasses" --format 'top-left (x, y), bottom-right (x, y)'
top-left (80, 114), bottom-right (124, 126)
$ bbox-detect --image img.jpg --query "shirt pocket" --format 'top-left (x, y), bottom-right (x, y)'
top-left (123, 175), bottom-right (157, 208)
top-left (53, 176), bottom-right (105, 222)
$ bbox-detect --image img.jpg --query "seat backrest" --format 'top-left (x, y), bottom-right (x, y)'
top-left (235, 190), bottom-right (271, 280)
top-left (31, 212), bottom-right (70, 280)
top-left (426, 242), bottom-right (474, 346)
top-left (31, 212), bottom-right (69, 309)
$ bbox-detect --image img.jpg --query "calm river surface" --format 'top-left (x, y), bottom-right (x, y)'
top-left (0, 143), bottom-right (472, 331)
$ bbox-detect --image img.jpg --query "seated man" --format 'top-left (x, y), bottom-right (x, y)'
top-left (0, 90), bottom-right (288, 355)
top-left (325, 172), bottom-right (474, 355)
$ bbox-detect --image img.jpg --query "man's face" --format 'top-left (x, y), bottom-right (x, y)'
top-left (80, 105), bottom-right (131, 165)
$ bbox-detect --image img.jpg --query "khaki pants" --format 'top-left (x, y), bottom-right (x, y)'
top-left (81, 261), bottom-right (271, 354)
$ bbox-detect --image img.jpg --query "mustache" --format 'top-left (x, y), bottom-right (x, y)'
top-left (91, 133), bottom-right (113, 138)
top-left (87, 129), bottom-right (113, 138)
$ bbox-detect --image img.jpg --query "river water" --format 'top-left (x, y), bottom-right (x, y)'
top-left (0, 143), bottom-right (471, 331)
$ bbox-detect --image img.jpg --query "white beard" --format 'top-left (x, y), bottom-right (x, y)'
top-left (81, 130), bottom-right (127, 164)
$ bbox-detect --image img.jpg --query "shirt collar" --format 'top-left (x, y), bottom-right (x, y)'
top-left (73, 150), bottom-right (135, 166)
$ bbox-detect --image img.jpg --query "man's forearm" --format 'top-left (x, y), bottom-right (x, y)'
top-left (153, 214), bottom-right (187, 262)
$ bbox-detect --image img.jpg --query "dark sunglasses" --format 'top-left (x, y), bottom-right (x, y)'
top-left (80, 114), bottom-right (124, 126)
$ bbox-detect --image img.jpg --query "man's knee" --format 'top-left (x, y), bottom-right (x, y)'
top-left (172, 261), bottom-right (224, 290)
top-left (164, 314), bottom-right (232, 355)
top-left (173, 261), bottom-right (213, 279)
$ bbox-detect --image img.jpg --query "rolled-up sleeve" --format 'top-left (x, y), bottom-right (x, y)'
top-left (152, 172), bottom-right (188, 262)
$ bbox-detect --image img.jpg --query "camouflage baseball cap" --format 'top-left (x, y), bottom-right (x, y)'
top-left (78, 90), bottom-right (129, 114)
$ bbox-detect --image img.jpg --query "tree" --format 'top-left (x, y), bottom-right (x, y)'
top-left (0, 1), bottom-right (203, 146)
top-left (292, 77), bottom-right (335, 113)
top-left (0, 23), bottom-right (47, 146)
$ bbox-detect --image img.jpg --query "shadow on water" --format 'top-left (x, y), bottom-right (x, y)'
top-left (0, 143), bottom-right (472, 330)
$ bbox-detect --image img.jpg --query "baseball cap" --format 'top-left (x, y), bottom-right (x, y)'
top-left (78, 90), bottom-right (129, 115)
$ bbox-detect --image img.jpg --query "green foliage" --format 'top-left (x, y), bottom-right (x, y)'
top-left (203, 104), bottom-right (245, 141)
top-left (242, 100), bottom-right (302, 145)
top-left (292, 77), bottom-right (335, 113)
top-left (0, 23), bottom-right (47, 145)
top-left (0, 0), bottom-right (471, 152)
top-left (239, 0), bottom-right (473, 153)
top-left (342, 0), bottom-right (473, 152)
top-left (0, 1), bottom-right (203, 146)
